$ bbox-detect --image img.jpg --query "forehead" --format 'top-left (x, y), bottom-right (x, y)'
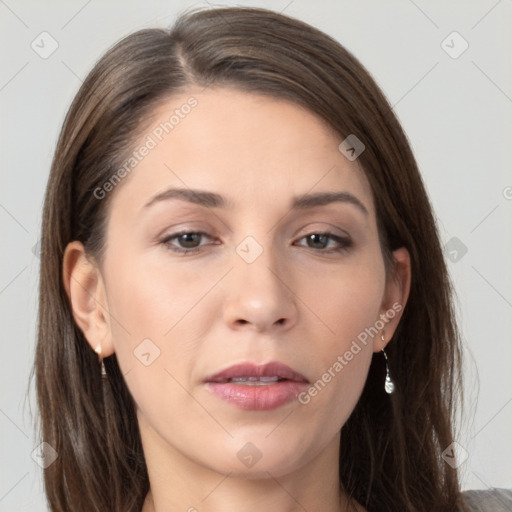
top-left (108, 87), bottom-right (375, 219)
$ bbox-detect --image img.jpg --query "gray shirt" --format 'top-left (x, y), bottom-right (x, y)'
top-left (462, 489), bottom-right (512, 511)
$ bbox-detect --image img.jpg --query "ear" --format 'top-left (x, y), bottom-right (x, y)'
top-left (62, 241), bottom-right (115, 358)
top-left (373, 247), bottom-right (411, 353)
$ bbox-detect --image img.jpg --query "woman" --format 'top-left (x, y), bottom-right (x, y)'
top-left (33, 6), bottom-right (508, 511)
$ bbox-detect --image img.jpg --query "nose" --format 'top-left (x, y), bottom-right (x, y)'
top-left (223, 244), bottom-right (298, 333)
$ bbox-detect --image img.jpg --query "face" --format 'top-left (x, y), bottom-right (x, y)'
top-left (70, 87), bottom-right (408, 479)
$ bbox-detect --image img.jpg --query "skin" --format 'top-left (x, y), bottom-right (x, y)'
top-left (63, 87), bottom-right (411, 512)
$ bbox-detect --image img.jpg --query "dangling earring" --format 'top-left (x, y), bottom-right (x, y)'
top-left (381, 335), bottom-right (394, 394)
top-left (95, 345), bottom-right (107, 380)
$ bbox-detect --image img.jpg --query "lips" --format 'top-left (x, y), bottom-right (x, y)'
top-left (205, 361), bottom-right (309, 384)
top-left (204, 362), bottom-right (309, 410)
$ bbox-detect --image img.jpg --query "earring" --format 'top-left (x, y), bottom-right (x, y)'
top-left (95, 345), bottom-right (108, 380)
top-left (381, 335), bottom-right (394, 394)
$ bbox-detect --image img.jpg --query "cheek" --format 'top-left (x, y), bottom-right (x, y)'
top-left (102, 260), bottom-right (206, 426)
top-left (292, 254), bottom-right (384, 428)
top-left (301, 251), bottom-right (385, 346)
top-left (102, 250), bottom-right (227, 397)
top-left (104, 248), bottom-right (215, 340)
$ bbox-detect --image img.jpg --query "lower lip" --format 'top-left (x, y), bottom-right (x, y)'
top-left (206, 381), bottom-right (308, 410)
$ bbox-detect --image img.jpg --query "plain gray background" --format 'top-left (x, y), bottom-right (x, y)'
top-left (1, 0), bottom-right (511, 510)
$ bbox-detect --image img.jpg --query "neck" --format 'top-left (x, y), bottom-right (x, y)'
top-left (138, 414), bottom-right (362, 512)
top-left (142, 470), bottom-right (358, 512)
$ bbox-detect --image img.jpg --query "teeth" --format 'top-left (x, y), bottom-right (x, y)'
top-left (259, 376), bottom-right (280, 382)
top-left (229, 376), bottom-right (281, 385)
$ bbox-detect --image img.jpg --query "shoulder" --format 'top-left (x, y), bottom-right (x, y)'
top-left (462, 488), bottom-right (512, 512)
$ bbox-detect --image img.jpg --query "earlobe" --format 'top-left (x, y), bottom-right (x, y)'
top-left (62, 241), bottom-right (115, 357)
top-left (374, 246), bottom-right (411, 352)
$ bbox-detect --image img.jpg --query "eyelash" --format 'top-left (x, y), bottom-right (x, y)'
top-left (160, 230), bottom-right (353, 255)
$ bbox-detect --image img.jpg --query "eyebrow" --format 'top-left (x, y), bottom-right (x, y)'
top-left (142, 188), bottom-right (368, 216)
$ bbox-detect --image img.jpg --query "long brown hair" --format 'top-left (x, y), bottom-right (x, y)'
top-left (33, 6), bottom-right (466, 511)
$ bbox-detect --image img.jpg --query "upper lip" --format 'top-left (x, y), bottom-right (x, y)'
top-left (204, 361), bottom-right (309, 384)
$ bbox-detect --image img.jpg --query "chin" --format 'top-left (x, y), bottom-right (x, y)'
top-left (202, 434), bottom-right (313, 479)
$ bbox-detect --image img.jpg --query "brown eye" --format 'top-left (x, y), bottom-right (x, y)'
top-left (306, 233), bottom-right (330, 249)
top-left (176, 232), bottom-right (203, 248)
top-left (296, 232), bottom-right (352, 252)
top-left (161, 231), bottom-right (212, 254)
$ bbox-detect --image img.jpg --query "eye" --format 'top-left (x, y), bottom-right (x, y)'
top-left (160, 230), bottom-right (352, 255)
top-left (160, 231), bottom-right (213, 254)
top-left (295, 232), bottom-right (352, 252)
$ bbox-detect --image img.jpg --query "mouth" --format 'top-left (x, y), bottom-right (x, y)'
top-left (204, 362), bottom-right (309, 410)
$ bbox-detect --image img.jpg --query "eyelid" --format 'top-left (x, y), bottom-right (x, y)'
top-left (293, 221), bottom-right (351, 239)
